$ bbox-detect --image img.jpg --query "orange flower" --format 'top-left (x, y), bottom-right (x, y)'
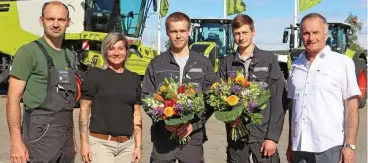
top-left (186, 88), bottom-right (196, 96)
top-left (164, 107), bottom-right (174, 117)
top-left (242, 79), bottom-right (248, 87)
top-left (227, 95), bottom-right (239, 106)
top-left (153, 93), bottom-right (164, 102)
top-left (235, 76), bottom-right (245, 85)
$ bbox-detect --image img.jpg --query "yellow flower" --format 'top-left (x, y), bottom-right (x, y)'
top-left (235, 76), bottom-right (245, 85)
top-left (227, 95), bottom-right (239, 106)
top-left (164, 107), bottom-right (174, 117)
top-left (248, 82), bottom-right (254, 87)
top-left (159, 85), bottom-right (167, 92)
top-left (211, 82), bottom-right (220, 90)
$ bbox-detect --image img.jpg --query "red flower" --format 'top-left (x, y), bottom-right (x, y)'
top-left (177, 85), bottom-right (185, 94)
top-left (164, 100), bottom-right (173, 107)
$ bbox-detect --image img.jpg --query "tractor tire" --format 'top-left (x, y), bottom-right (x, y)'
top-left (355, 58), bottom-right (367, 108)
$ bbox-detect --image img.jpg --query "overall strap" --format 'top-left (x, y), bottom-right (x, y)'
top-left (64, 50), bottom-right (72, 68)
top-left (33, 40), bottom-right (53, 91)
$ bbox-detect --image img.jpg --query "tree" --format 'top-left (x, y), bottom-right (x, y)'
top-left (345, 12), bottom-right (364, 52)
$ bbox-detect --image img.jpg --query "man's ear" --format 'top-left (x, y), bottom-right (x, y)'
top-left (252, 28), bottom-right (256, 37)
top-left (67, 18), bottom-right (71, 27)
top-left (39, 16), bottom-right (44, 27)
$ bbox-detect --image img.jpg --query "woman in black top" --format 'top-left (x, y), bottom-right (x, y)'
top-left (79, 32), bottom-right (142, 163)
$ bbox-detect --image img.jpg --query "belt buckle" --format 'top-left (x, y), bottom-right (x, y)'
top-left (117, 136), bottom-right (124, 143)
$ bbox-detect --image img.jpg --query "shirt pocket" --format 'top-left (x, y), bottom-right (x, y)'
top-left (187, 72), bottom-right (204, 87)
top-left (310, 70), bottom-right (339, 90)
top-left (154, 70), bottom-right (179, 85)
top-left (252, 71), bottom-right (269, 83)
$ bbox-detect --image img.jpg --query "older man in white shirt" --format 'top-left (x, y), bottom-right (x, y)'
top-left (286, 13), bottom-right (361, 163)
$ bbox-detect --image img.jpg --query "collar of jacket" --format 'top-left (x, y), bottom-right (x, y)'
top-left (165, 49), bottom-right (198, 65)
top-left (232, 45), bottom-right (260, 66)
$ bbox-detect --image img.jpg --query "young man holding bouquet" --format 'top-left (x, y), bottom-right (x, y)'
top-left (218, 14), bottom-right (286, 163)
top-left (142, 12), bottom-right (218, 163)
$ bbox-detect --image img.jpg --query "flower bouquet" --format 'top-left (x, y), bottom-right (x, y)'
top-left (142, 78), bottom-right (205, 144)
top-left (206, 69), bottom-right (271, 141)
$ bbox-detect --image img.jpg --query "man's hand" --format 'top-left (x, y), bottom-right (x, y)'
top-left (10, 141), bottom-right (29, 163)
top-left (230, 117), bottom-right (241, 128)
top-left (260, 139), bottom-right (277, 157)
top-left (165, 125), bottom-right (179, 132)
top-left (286, 146), bottom-right (294, 163)
top-left (339, 147), bottom-right (355, 163)
top-left (176, 123), bottom-right (193, 138)
top-left (80, 142), bottom-right (92, 163)
top-left (132, 147), bottom-right (142, 163)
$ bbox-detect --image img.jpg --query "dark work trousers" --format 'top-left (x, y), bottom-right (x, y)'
top-left (22, 110), bottom-right (75, 163)
top-left (227, 140), bottom-right (280, 163)
top-left (150, 142), bottom-right (204, 163)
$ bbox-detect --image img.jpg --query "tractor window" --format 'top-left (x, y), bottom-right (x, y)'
top-left (90, 0), bottom-right (146, 37)
top-left (120, 0), bottom-right (146, 37)
top-left (91, 0), bottom-right (113, 32)
top-left (193, 23), bottom-right (229, 58)
top-left (327, 27), bottom-right (347, 54)
top-left (337, 28), bottom-right (347, 54)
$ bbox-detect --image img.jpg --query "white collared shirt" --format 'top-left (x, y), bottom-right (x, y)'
top-left (287, 46), bottom-right (361, 153)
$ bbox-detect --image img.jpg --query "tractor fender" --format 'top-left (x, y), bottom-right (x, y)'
top-left (189, 42), bottom-right (219, 71)
top-left (352, 50), bottom-right (367, 64)
top-left (348, 49), bottom-right (367, 108)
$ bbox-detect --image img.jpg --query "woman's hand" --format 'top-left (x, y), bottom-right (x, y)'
top-left (132, 147), bottom-right (142, 163)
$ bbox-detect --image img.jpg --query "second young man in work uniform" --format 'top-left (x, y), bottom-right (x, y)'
top-left (218, 14), bottom-right (286, 163)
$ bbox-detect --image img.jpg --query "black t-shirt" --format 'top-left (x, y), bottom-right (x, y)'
top-left (81, 67), bottom-right (141, 136)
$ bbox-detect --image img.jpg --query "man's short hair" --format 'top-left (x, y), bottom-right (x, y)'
top-left (300, 13), bottom-right (328, 33)
top-left (165, 12), bottom-right (191, 30)
top-left (42, 1), bottom-right (69, 18)
top-left (231, 14), bottom-right (255, 31)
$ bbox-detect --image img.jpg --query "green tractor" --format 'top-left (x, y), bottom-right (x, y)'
top-left (279, 22), bottom-right (367, 108)
top-left (0, 0), bottom-right (158, 83)
top-left (189, 18), bottom-right (236, 72)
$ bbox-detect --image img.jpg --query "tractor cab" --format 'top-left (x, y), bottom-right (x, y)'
top-left (189, 18), bottom-right (236, 72)
top-left (326, 22), bottom-right (353, 54)
top-left (63, 0), bottom-right (157, 75)
top-left (86, 0), bottom-right (151, 37)
top-left (282, 22), bottom-right (353, 54)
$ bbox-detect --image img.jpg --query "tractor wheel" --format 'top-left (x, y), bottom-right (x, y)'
top-left (356, 58), bottom-right (367, 108)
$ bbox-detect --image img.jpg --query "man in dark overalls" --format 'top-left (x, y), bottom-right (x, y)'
top-left (6, 1), bottom-right (78, 162)
top-left (218, 14), bottom-right (286, 163)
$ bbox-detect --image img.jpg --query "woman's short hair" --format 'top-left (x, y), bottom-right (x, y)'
top-left (101, 32), bottom-right (129, 69)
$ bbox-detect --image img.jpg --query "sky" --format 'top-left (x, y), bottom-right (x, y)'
top-left (139, 0), bottom-right (367, 52)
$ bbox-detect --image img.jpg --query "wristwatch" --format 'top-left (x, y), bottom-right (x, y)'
top-left (344, 143), bottom-right (356, 150)
top-left (137, 145), bottom-right (143, 150)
